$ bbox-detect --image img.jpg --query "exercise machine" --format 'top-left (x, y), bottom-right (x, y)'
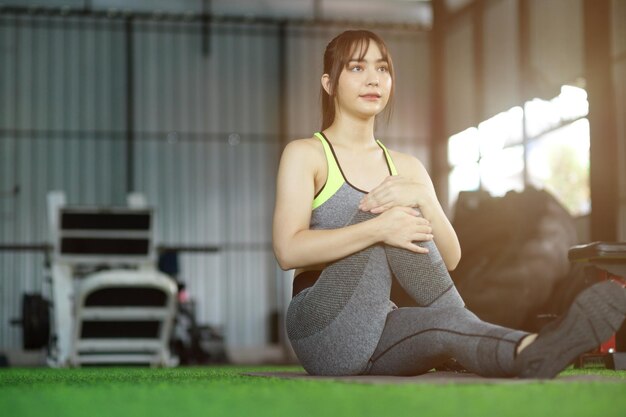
top-left (42, 191), bottom-right (177, 367)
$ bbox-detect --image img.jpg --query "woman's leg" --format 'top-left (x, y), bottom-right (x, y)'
top-left (368, 232), bottom-right (626, 377)
top-left (286, 208), bottom-right (525, 377)
top-left (384, 239), bottom-right (465, 308)
top-left (363, 306), bottom-right (528, 376)
top-left (364, 280), bottom-right (626, 378)
top-left (367, 225), bottom-right (529, 377)
top-left (286, 210), bottom-right (395, 376)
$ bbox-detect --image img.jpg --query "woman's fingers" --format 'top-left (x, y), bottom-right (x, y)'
top-left (361, 175), bottom-right (427, 212)
top-left (378, 206), bottom-right (434, 252)
top-left (402, 221), bottom-right (433, 254)
top-left (369, 203), bottom-right (394, 213)
top-left (360, 184), bottom-right (395, 210)
top-left (359, 194), bottom-right (385, 211)
top-left (407, 232), bottom-right (433, 253)
top-left (395, 206), bottom-right (421, 216)
top-left (414, 231), bottom-right (433, 241)
top-left (408, 242), bottom-right (429, 254)
top-left (362, 199), bottom-right (403, 213)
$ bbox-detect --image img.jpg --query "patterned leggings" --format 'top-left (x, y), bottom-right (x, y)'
top-left (286, 209), bottom-right (528, 376)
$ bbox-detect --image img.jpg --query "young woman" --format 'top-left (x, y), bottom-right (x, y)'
top-left (272, 30), bottom-right (626, 378)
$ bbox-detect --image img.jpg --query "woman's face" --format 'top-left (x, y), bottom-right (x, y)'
top-left (331, 40), bottom-right (392, 121)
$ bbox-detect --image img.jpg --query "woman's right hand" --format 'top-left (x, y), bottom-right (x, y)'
top-left (374, 206), bottom-right (433, 253)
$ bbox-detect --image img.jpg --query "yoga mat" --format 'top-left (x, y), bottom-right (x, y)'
top-left (243, 370), bottom-right (626, 385)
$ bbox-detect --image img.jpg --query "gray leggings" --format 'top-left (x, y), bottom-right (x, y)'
top-left (286, 209), bottom-right (528, 376)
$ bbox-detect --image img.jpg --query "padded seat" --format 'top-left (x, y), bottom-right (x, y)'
top-left (70, 269), bottom-right (178, 366)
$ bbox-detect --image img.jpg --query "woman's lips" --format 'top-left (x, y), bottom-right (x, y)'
top-left (359, 95), bottom-right (381, 101)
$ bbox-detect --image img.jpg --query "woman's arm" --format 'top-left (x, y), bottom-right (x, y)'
top-left (358, 154), bottom-right (462, 271)
top-left (413, 167), bottom-right (461, 271)
top-left (272, 140), bottom-right (432, 271)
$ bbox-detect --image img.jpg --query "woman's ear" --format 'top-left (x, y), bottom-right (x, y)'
top-left (321, 74), bottom-right (332, 95)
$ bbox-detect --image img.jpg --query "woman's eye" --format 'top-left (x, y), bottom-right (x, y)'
top-left (378, 66), bottom-right (388, 72)
top-left (350, 65), bottom-right (363, 72)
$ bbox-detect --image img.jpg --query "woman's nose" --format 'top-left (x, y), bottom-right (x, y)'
top-left (366, 74), bottom-right (379, 86)
top-left (365, 66), bottom-right (380, 86)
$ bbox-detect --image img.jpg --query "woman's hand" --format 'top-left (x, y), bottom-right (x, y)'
top-left (374, 206), bottom-right (433, 253)
top-left (358, 176), bottom-right (434, 214)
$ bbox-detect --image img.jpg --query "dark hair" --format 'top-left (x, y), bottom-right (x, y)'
top-left (321, 30), bottom-right (395, 130)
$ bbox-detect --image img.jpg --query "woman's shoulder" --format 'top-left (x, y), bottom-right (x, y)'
top-left (280, 136), bottom-right (326, 172)
top-left (287, 136), bottom-right (323, 149)
top-left (385, 148), bottom-right (428, 178)
top-left (282, 136), bottom-right (325, 160)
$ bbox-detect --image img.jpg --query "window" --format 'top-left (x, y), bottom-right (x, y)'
top-left (448, 85), bottom-right (590, 216)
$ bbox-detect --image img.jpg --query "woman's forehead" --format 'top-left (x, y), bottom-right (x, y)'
top-left (349, 40), bottom-right (385, 61)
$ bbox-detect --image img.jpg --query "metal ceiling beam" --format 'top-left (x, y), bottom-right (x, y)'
top-left (0, 4), bottom-right (428, 31)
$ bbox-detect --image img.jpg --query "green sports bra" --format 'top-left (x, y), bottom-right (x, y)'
top-left (312, 132), bottom-right (398, 209)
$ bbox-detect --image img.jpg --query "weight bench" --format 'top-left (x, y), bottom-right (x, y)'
top-left (568, 242), bottom-right (626, 370)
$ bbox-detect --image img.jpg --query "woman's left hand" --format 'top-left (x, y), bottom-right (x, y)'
top-left (358, 176), bottom-right (433, 213)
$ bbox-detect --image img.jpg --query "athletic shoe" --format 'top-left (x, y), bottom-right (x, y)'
top-left (515, 280), bottom-right (626, 379)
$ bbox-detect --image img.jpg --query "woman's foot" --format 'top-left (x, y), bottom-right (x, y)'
top-left (515, 280), bottom-right (626, 379)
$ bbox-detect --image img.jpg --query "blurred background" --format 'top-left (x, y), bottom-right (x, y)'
top-left (0, 0), bottom-right (624, 366)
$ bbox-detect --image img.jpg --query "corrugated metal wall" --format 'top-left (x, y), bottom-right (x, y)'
top-left (0, 13), bottom-right (429, 351)
top-left (131, 21), bottom-right (282, 349)
top-left (0, 15), bottom-right (129, 351)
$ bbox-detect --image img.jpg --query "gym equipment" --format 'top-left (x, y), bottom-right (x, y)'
top-left (42, 191), bottom-right (178, 367)
top-left (157, 251), bottom-right (229, 365)
top-left (569, 242), bottom-right (626, 370)
top-left (171, 294), bottom-right (229, 365)
top-left (14, 294), bottom-right (50, 350)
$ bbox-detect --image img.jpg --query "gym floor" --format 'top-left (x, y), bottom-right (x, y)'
top-left (1, 365), bottom-right (625, 417)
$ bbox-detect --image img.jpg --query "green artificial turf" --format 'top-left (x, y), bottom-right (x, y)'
top-left (1, 366), bottom-right (625, 417)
